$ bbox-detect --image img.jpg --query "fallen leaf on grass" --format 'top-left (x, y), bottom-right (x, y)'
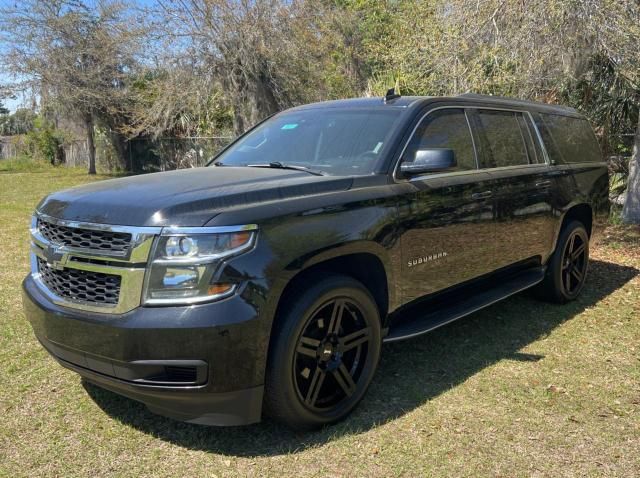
top-left (546, 384), bottom-right (566, 394)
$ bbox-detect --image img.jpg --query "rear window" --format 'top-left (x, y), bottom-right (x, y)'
top-left (535, 114), bottom-right (602, 164)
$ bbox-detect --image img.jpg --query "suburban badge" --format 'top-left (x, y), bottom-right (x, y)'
top-left (407, 252), bottom-right (448, 268)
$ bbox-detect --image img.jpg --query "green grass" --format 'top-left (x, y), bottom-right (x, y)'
top-left (0, 156), bottom-right (55, 172)
top-left (1, 170), bottom-right (639, 477)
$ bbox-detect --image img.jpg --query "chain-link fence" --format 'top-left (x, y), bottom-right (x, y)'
top-left (0, 134), bottom-right (234, 172)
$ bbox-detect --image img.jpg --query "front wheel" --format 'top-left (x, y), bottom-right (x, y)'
top-left (537, 220), bottom-right (590, 303)
top-left (265, 275), bottom-right (382, 430)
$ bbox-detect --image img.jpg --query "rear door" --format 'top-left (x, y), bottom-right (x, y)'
top-left (397, 107), bottom-right (495, 303)
top-left (470, 108), bottom-right (556, 269)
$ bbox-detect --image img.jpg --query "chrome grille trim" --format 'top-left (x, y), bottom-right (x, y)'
top-left (32, 213), bottom-right (161, 262)
top-left (37, 218), bottom-right (132, 256)
top-left (30, 214), bottom-right (162, 314)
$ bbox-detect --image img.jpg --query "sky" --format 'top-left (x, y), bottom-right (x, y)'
top-left (0, 0), bottom-right (23, 112)
top-left (0, 67), bottom-right (30, 113)
top-left (0, 0), bottom-right (158, 113)
top-left (1, 88), bottom-right (26, 113)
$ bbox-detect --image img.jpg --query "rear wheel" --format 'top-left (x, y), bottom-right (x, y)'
top-left (265, 275), bottom-right (382, 430)
top-left (537, 220), bottom-right (589, 303)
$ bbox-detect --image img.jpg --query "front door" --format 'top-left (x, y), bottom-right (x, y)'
top-left (396, 108), bottom-right (496, 304)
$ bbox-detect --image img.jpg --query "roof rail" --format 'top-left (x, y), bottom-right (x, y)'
top-left (456, 93), bottom-right (579, 114)
top-left (457, 93), bottom-right (515, 101)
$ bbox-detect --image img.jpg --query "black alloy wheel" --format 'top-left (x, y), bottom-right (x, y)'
top-left (560, 228), bottom-right (588, 296)
top-left (293, 298), bottom-right (371, 411)
top-left (537, 220), bottom-right (589, 303)
top-left (265, 275), bottom-right (382, 430)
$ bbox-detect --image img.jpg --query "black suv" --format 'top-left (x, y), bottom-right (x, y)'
top-left (23, 93), bottom-right (609, 430)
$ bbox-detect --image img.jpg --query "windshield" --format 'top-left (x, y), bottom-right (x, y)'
top-left (212, 108), bottom-right (402, 176)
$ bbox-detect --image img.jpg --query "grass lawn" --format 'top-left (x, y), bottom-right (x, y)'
top-left (0, 168), bottom-right (638, 477)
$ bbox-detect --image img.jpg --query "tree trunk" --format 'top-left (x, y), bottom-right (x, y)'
top-left (232, 107), bottom-right (246, 136)
top-left (228, 63), bottom-right (281, 136)
top-left (85, 113), bottom-right (96, 175)
top-left (252, 70), bottom-right (280, 126)
top-left (622, 114), bottom-right (640, 224)
top-left (108, 129), bottom-right (128, 171)
top-left (55, 143), bottom-right (65, 165)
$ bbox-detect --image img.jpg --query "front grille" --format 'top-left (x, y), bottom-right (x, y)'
top-left (37, 257), bottom-right (121, 305)
top-left (37, 218), bottom-right (132, 255)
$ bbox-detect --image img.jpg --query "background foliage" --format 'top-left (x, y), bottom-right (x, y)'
top-left (0, 0), bottom-right (639, 218)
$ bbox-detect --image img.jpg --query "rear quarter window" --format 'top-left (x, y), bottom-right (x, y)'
top-left (535, 114), bottom-right (602, 164)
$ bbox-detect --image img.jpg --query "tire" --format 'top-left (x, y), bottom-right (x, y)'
top-left (264, 274), bottom-right (382, 431)
top-left (536, 220), bottom-right (590, 304)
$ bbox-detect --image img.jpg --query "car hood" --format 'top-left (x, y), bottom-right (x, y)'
top-left (37, 167), bottom-right (354, 226)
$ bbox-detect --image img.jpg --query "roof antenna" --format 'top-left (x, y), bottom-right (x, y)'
top-left (384, 87), bottom-right (401, 103)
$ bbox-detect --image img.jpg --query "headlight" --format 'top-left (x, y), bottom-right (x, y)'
top-left (143, 225), bottom-right (257, 305)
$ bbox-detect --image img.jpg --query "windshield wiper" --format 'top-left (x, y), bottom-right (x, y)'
top-left (246, 162), bottom-right (326, 176)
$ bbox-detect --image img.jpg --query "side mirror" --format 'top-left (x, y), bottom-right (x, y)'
top-left (400, 148), bottom-right (456, 176)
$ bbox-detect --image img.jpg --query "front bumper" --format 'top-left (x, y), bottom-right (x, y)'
top-left (22, 275), bottom-right (271, 426)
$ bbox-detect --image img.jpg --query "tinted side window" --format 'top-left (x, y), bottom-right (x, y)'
top-left (476, 110), bottom-right (531, 168)
top-left (536, 113), bottom-right (602, 164)
top-left (404, 109), bottom-right (476, 171)
top-left (532, 113), bottom-right (562, 164)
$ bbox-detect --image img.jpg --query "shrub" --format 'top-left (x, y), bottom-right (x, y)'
top-left (24, 117), bottom-right (65, 165)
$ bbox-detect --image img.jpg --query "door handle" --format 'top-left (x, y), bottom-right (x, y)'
top-left (471, 191), bottom-right (493, 200)
top-left (535, 180), bottom-right (552, 188)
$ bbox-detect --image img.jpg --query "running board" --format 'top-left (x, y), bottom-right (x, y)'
top-left (384, 267), bottom-right (546, 343)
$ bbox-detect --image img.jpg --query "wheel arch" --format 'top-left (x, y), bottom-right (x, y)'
top-left (560, 203), bottom-right (593, 237)
top-left (268, 243), bottom-right (395, 337)
top-left (549, 202), bottom-right (593, 258)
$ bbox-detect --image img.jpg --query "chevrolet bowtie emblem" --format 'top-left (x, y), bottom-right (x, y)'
top-left (43, 244), bottom-right (68, 270)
